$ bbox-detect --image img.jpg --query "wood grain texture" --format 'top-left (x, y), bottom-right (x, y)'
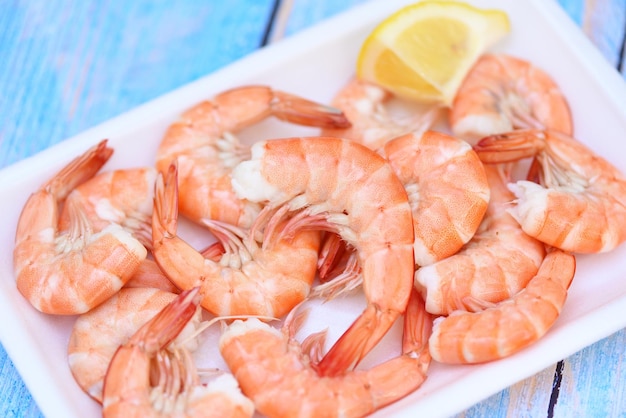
top-left (0, 0), bottom-right (625, 417)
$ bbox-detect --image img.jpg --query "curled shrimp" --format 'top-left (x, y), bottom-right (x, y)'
top-left (475, 129), bottom-right (626, 253)
top-left (101, 287), bottom-right (254, 418)
top-left (152, 161), bottom-right (321, 318)
top-left (429, 249), bottom-right (575, 364)
top-left (13, 140), bottom-right (147, 315)
top-left (450, 53), bottom-right (573, 143)
top-left (219, 289), bottom-right (432, 418)
top-left (231, 136), bottom-right (415, 376)
top-left (155, 85), bottom-right (350, 229)
top-left (67, 287), bottom-right (194, 402)
top-left (414, 164), bottom-right (546, 315)
top-left (321, 77), bottom-right (440, 150)
top-left (380, 130), bottom-right (490, 266)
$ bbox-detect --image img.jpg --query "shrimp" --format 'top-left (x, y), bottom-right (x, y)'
top-left (231, 136), bottom-right (415, 376)
top-left (429, 249), bottom-right (575, 364)
top-left (152, 161), bottom-right (321, 318)
top-left (380, 130), bottom-right (490, 266)
top-left (101, 287), bottom-right (255, 418)
top-left (450, 53), bottom-right (573, 144)
top-left (321, 77), bottom-right (440, 150)
top-left (13, 140), bottom-right (147, 315)
top-left (155, 85), bottom-right (351, 229)
top-left (123, 259), bottom-right (180, 293)
top-left (57, 167), bottom-right (157, 250)
top-left (218, 289), bottom-right (432, 417)
top-left (414, 164), bottom-right (546, 315)
top-left (68, 287), bottom-right (193, 402)
top-left (475, 129), bottom-right (626, 253)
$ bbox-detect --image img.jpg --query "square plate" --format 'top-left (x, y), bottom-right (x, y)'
top-left (1, 0), bottom-right (626, 416)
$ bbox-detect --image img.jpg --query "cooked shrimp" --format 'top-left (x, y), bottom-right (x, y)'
top-left (450, 53), bottom-right (573, 144)
top-left (101, 287), bottom-right (254, 418)
top-left (321, 77), bottom-right (440, 150)
top-left (231, 136), bottom-right (415, 376)
top-left (68, 287), bottom-right (193, 402)
top-left (123, 259), bottom-right (180, 293)
top-left (429, 249), bottom-right (575, 364)
top-left (414, 164), bottom-right (546, 315)
top-left (380, 130), bottom-right (490, 266)
top-left (152, 161), bottom-right (321, 318)
top-left (475, 129), bottom-right (626, 253)
top-left (156, 85), bottom-right (350, 229)
top-left (57, 167), bottom-right (157, 250)
top-left (13, 140), bottom-right (147, 315)
top-left (219, 288), bottom-right (432, 417)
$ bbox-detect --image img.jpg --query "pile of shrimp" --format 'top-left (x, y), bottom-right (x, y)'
top-left (13, 51), bottom-right (626, 417)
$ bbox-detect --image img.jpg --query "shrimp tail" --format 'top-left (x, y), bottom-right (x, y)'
top-left (474, 129), bottom-right (546, 164)
top-left (45, 139), bottom-right (113, 198)
top-left (129, 286), bottom-right (202, 351)
top-left (152, 160), bottom-right (179, 245)
top-left (314, 303), bottom-right (399, 376)
top-left (271, 91), bottom-right (352, 129)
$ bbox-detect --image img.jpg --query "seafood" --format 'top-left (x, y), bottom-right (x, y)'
top-left (123, 259), bottom-right (180, 293)
top-left (67, 287), bottom-right (193, 402)
top-left (321, 77), bottom-right (440, 150)
top-left (450, 53), bottom-right (573, 144)
top-left (152, 161), bottom-right (321, 318)
top-left (155, 85), bottom-right (350, 229)
top-left (231, 136), bottom-right (415, 376)
top-left (429, 249), bottom-right (576, 364)
top-left (380, 130), bottom-right (490, 266)
top-left (475, 129), bottom-right (626, 253)
top-left (219, 289), bottom-right (432, 417)
top-left (101, 287), bottom-right (254, 418)
top-left (414, 164), bottom-right (546, 315)
top-left (57, 167), bottom-right (157, 250)
top-left (13, 140), bottom-right (147, 315)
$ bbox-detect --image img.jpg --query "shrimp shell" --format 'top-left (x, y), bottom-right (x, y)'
top-left (429, 250), bottom-right (575, 364)
top-left (450, 53), bottom-right (573, 143)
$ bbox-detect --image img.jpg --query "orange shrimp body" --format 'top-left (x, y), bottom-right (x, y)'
top-left (450, 54), bottom-right (573, 143)
top-left (429, 250), bottom-right (575, 364)
top-left (122, 259), bottom-right (180, 293)
top-left (156, 85), bottom-right (350, 229)
top-left (58, 167), bottom-right (157, 250)
top-left (13, 140), bottom-right (147, 315)
top-left (101, 287), bottom-right (254, 418)
top-left (68, 287), bottom-right (188, 402)
top-left (321, 77), bottom-right (439, 150)
top-left (152, 162), bottom-right (320, 318)
top-left (414, 165), bottom-right (546, 315)
top-left (219, 289), bottom-right (432, 418)
top-left (475, 129), bottom-right (626, 253)
top-left (381, 130), bottom-right (490, 266)
top-left (231, 136), bottom-right (415, 376)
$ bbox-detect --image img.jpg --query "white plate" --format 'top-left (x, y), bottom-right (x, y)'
top-left (2, 0), bottom-right (626, 417)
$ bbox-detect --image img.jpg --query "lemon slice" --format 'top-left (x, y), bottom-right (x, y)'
top-left (357, 0), bottom-right (510, 105)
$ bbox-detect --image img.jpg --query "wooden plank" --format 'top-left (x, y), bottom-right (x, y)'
top-left (0, 0), bottom-right (276, 170)
top-left (582, 0), bottom-right (626, 68)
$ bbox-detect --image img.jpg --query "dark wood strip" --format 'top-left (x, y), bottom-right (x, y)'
top-left (547, 360), bottom-right (564, 418)
top-left (261, 0), bottom-right (283, 46)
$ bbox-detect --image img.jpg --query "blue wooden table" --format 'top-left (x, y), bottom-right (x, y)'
top-left (1, 0), bottom-right (624, 416)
